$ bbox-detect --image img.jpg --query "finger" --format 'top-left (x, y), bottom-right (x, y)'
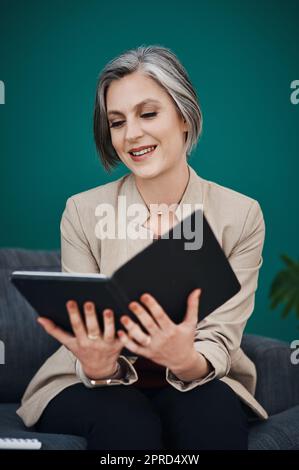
top-left (66, 300), bottom-right (87, 340)
top-left (120, 314), bottom-right (152, 345)
top-left (83, 301), bottom-right (101, 337)
top-left (37, 317), bottom-right (74, 347)
top-left (184, 289), bottom-right (201, 326)
top-left (127, 300), bottom-right (159, 335)
top-left (103, 309), bottom-right (116, 342)
top-left (117, 330), bottom-right (150, 357)
top-left (138, 293), bottom-right (173, 330)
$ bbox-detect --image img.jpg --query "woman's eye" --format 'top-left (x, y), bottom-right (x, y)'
top-left (110, 112), bottom-right (157, 129)
top-left (110, 120), bottom-right (124, 128)
top-left (141, 112), bottom-right (157, 118)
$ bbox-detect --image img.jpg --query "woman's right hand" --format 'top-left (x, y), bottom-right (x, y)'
top-left (37, 300), bottom-right (124, 380)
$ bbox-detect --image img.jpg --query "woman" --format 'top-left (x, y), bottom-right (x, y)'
top-left (17, 45), bottom-right (268, 450)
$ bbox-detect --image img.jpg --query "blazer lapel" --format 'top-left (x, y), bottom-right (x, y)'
top-left (120, 164), bottom-right (205, 264)
top-left (102, 164), bottom-right (205, 277)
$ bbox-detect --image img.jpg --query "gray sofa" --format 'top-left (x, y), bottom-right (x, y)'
top-left (0, 248), bottom-right (298, 450)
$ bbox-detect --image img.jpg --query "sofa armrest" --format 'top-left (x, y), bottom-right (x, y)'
top-left (241, 334), bottom-right (299, 415)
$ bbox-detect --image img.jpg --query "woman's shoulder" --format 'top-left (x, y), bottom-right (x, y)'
top-left (64, 172), bottom-right (129, 211)
top-left (202, 176), bottom-right (258, 209)
top-left (196, 174), bottom-right (264, 253)
top-left (199, 174), bottom-right (263, 222)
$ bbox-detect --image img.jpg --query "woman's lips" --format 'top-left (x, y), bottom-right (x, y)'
top-left (129, 146), bottom-right (157, 162)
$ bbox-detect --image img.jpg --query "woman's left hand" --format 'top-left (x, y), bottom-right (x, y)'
top-left (117, 288), bottom-right (201, 371)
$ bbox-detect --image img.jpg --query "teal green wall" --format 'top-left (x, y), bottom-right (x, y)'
top-left (1, 0), bottom-right (298, 342)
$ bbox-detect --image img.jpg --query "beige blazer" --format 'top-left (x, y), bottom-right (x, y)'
top-left (17, 164), bottom-right (268, 427)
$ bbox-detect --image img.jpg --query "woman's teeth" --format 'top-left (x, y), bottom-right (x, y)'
top-left (130, 146), bottom-right (156, 156)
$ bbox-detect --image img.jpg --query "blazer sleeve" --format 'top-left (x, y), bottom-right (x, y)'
top-left (76, 355), bottom-right (138, 387)
top-left (60, 196), bottom-right (139, 387)
top-left (60, 196), bottom-right (99, 273)
top-left (165, 200), bottom-right (265, 391)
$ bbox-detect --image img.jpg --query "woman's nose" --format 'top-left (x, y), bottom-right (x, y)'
top-left (125, 119), bottom-right (143, 141)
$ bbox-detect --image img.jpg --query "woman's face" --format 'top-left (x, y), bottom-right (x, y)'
top-left (106, 71), bottom-right (189, 179)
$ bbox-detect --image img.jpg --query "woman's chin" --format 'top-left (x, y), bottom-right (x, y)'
top-left (131, 163), bottom-right (163, 180)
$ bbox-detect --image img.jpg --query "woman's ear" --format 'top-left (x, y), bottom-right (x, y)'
top-left (182, 118), bottom-right (189, 132)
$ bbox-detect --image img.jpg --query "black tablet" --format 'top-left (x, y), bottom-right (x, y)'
top-left (10, 209), bottom-right (241, 347)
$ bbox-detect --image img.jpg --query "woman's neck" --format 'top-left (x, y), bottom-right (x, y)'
top-left (134, 160), bottom-right (190, 208)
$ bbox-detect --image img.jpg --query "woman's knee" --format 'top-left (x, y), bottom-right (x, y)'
top-left (154, 379), bottom-right (248, 450)
top-left (36, 383), bottom-right (164, 450)
top-left (158, 378), bottom-right (245, 415)
top-left (73, 384), bottom-right (164, 450)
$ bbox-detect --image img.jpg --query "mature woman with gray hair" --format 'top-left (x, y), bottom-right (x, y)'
top-left (17, 45), bottom-right (268, 450)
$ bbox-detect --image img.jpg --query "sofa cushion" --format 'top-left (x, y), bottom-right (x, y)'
top-left (248, 405), bottom-right (299, 450)
top-left (0, 403), bottom-right (86, 450)
top-left (0, 249), bottom-right (61, 402)
top-left (241, 334), bottom-right (299, 415)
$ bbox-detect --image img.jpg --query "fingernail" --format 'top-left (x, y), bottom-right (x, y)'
top-left (129, 302), bottom-right (137, 309)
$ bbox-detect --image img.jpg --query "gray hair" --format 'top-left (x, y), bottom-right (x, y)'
top-left (94, 45), bottom-right (203, 172)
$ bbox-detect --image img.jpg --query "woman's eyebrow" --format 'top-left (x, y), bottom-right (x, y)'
top-left (107, 99), bottom-right (161, 117)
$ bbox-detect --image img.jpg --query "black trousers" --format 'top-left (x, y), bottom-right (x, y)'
top-left (35, 379), bottom-right (249, 450)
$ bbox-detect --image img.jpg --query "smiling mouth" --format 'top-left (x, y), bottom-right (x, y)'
top-left (129, 145), bottom-right (158, 157)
